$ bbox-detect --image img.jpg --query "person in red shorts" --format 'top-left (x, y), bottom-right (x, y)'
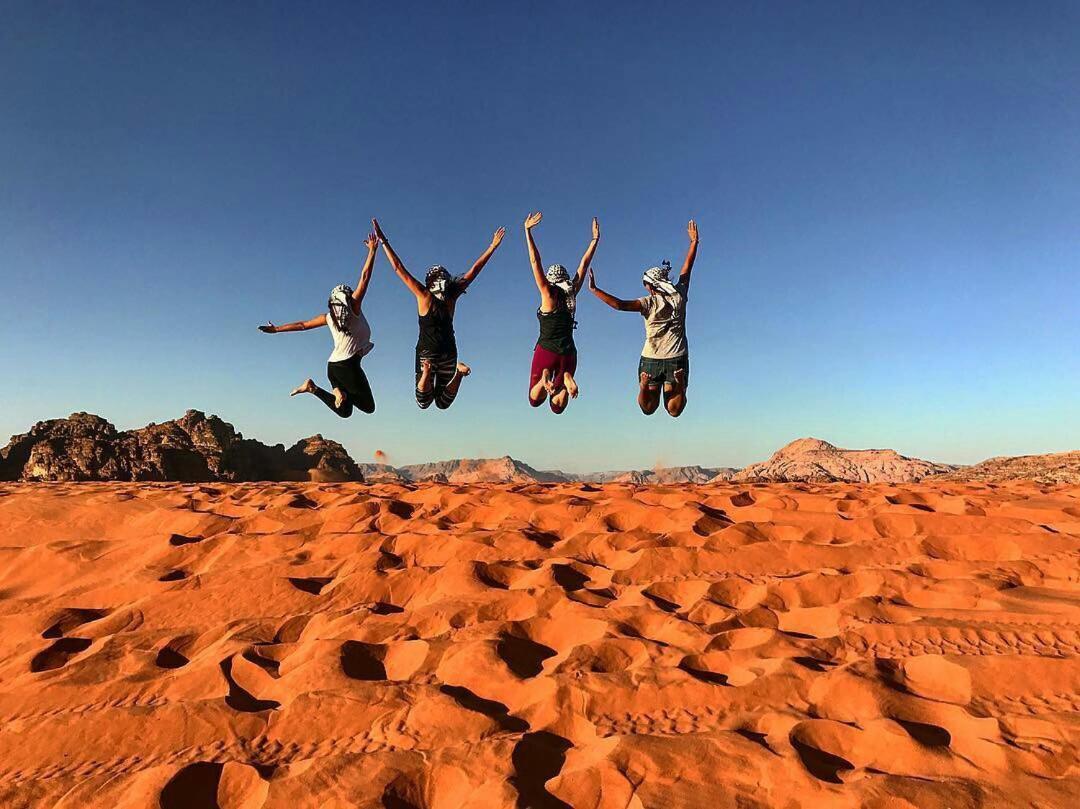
top-left (523, 211), bottom-right (599, 413)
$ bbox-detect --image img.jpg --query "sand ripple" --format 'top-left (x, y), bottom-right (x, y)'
top-left (0, 480), bottom-right (1077, 807)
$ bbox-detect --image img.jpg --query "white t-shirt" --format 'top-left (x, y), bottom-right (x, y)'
top-left (637, 278), bottom-right (689, 359)
top-left (327, 307), bottom-right (374, 363)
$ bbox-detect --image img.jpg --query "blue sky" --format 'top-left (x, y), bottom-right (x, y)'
top-left (2, 1), bottom-right (1078, 471)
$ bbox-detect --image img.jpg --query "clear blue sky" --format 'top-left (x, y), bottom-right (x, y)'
top-left (2, 1), bottom-right (1078, 471)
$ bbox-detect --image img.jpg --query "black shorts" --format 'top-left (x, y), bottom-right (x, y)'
top-left (639, 354), bottom-right (689, 387)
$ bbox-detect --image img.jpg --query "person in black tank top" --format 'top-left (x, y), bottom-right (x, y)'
top-left (373, 218), bottom-right (505, 409)
top-left (524, 212), bottom-right (600, 414)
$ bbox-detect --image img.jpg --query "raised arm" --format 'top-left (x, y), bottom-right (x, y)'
top-left (350, 231), bottom-right (379, 311)
top-left (258, 314), bottom-right (327, 334)
top-left (523, 212), bottom-right (546, 292)
top-left (372, 218), bottom-right (426, 300)
top-left (573, 217), bottom-right (600, 292)
top-left (679, 219), bottom-right (699, 286)
top-left (459, 227), bottom-right (505, 290)
top-left (587, 268), bottom-right (642, 312)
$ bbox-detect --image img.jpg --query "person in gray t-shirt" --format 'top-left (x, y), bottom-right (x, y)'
top-left (588, 220), bottom-right (699, 417)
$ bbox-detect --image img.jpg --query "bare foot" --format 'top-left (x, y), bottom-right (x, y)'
top-left (333, 387), bottom-right (346, 409)
top-left (417, 358), bottom-right (434, 393)
top-left (672, 367), bottom-right (686, 391)
top-left (639, 371), bottom-right (654, 390)
top-left (291, 379), bottom-right (316, 397)
top-left (563, 372), bottom-right (579, 399)
top-left (456, 362), bottom-right (471, 377)
top-left (541, 368), bottom-right (556, 396)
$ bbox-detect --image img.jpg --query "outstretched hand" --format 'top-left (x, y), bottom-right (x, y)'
top-left (258, 322), bottom-right (277, 334)
top-left (688, 219), bottom-right (698, 243)
top-left (524, 211), bottom-right (542, 230)
top-left (371, 218), bottom-right (387, 244)
top-left (490, 227), bottom-right (506, 249)
top-left (364, 231), bottom-right (379, 252)
top-left (592, 217), bottom-right (600, 240)
top-left (587, 268), bottom-right (597, 290)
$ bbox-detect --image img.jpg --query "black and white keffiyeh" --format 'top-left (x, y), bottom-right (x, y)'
top-left (642, 260), bottom-right (678, 296)
top-left (328, 284), bottom-right (354, 330)
top-left (426, 265), bottom-right (465, 301)
top-left (545, 263), bottom-right (577, 318)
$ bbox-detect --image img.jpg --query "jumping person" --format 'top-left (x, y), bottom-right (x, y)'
top-left (258, 232), bottom-right (380, 417)
top-left (371, 217), bottom-right (504, 409)
top-left (588, 220), bottom-right (699, 417)
top-left (523, 212), bottom-right (599, 413)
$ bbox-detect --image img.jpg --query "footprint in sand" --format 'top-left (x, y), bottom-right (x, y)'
top-left (41, 607), bottom-right (109, 638)
top-left (287, 576), bottom-right (333, 595)
top-left (496, 634), bottom-right (557, 679)
top-left (30, 637), bottom-right (92, 672)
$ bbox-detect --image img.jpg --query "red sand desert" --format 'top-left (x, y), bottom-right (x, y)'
top-left (1, 480), bottom-right (1078, 808)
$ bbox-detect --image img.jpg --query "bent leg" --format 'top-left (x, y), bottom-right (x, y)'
top-left (549, 389), bottom-right (569, 414)
top-left (312, 384), bottom-right (353, 418)
top-left (435, 359), bottom-right (469, 410)
top-left (529, 368), bottom-right (551, 407)
top-left (664, 363), bottom-right (688, 417)
top-left (638, 371), bottom-right (661, 415)
top-left (663, 385), bottom-right (686, 417)
top-left (350, 367), bottom-right (376, 414)
top-left (416, 355), bottom-right (435, 409)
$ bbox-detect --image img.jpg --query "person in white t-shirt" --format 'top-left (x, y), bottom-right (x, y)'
top-left (588, 220), bottom-right (699, 417)
top-left (257, 231), bottom-right (379, 417)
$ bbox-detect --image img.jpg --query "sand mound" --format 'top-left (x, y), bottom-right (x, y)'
top-left (0, 479), bottom-right (1077, 807)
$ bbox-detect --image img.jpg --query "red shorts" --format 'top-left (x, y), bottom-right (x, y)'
top-left (529, 345), bottom-right (577, 392)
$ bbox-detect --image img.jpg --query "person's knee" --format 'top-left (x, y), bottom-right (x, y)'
top-left (550, 400), bottom-right (567, 415)
top-left (358, 400), bottom-right (375, 414)
top-left (640, 398), bottom-right (660, 415)
top-left (435, 396), bottom-right (454, 410)
top-left (416, 398), bottom-right (432, 409)
top-left (529, 396), bottom-right (544, 408)
top-left (665, 396), bottom-right (686, 417)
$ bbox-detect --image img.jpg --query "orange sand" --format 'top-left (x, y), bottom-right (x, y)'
top-left (0, 480), bottom-right (1078, 808)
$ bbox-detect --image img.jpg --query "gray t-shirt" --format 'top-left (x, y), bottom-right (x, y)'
top-left (638, 278), bottom-right (688, 359)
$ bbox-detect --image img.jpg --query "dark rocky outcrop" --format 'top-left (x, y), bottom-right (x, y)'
top-left (0, 410), bottom-right (362, 483)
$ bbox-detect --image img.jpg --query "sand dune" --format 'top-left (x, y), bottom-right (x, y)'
top-left (0, 480), bottom-right (1078, 807)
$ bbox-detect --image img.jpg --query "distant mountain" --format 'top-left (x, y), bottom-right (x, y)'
top-left (5, 412), bottom-right (1073, 486)
top-left (732, 438), bottom-right (955, 483)
top-left (400, 456), bottom-right (566, 484)
top-left (0, 411), bottom-right (362, 483)
top-left (941, 451), bottom-right (1080, 485)
top-left (562, 465), bottom-right (740, 484)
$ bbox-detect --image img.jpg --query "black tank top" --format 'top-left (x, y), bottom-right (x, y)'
top-left (417, 297), bottom-right (457, 356)
top-left (536, 295), bottom-right (576, 355)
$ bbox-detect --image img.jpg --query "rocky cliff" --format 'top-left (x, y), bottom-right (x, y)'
top-left (0, 411), bottom-right (362, 483)
top-left (941, 451), bottom-right (1080, 485)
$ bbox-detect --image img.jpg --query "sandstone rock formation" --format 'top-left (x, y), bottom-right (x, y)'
top-left (607, 465), bottom-right (738, 485)
top-left (0, 411), bottom-right (362, 483)
top-left (399, 456), bottom-right (565, 484)
top-left (943, 451), bottom-right (1080, 485)
top-left (732, 437), bottom-right (954, 483)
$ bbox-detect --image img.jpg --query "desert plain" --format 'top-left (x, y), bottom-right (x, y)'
top-left (0, 478), bottom-right (1078, 808)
